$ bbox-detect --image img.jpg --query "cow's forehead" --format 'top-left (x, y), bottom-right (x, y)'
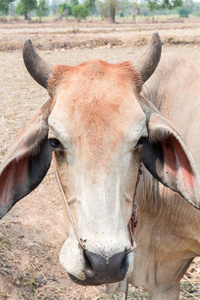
top-left (49, 59), bottom-right (142, 95)
top-left (48, 59), bottom-right (145, 145)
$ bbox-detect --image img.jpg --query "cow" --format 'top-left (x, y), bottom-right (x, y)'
top-left (0, 32), bottom-right (200, 300)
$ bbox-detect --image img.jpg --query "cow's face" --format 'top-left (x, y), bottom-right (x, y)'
top-left (47, 60), bottom-right (145, 283)
top-left (2, 33), bottom-right (200, 286)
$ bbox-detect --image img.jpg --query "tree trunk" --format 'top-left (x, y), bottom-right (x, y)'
top-left (110, 3), bottom-right (116, 22)
top-left (24, 11), bottom-right (28, 20)
top-left (3, 8), bottom-right (6, 23)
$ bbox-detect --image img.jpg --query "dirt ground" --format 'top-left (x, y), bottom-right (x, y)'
top-left (0, 20), bottom-right (200, 299)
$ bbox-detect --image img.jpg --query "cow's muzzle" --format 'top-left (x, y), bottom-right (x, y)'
top-left (68, 249), bottom-right (129, 285)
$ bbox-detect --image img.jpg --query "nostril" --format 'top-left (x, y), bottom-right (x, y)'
top-left (120, 253), bottom-right (128, 276)
top-left (83, 250), bottom-right (95, 278)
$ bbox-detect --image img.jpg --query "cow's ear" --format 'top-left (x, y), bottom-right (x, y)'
top-left (140, 95), bottom-right (200, 209)
top-left (0, 100), bottom-right (52, 218)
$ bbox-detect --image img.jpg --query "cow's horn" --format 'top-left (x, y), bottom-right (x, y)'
top-left (134, 32), bottom-right (162, 83)
top-left (23, 39), bottom-right (52, 89)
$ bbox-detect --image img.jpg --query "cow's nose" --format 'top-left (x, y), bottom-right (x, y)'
top-left (69, 249), bottom-right (129, 285)
top-left (84, 249), bottom-right (128, 283)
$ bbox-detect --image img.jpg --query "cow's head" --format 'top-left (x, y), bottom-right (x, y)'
top-left (1, 33), bottom-right (200, 285)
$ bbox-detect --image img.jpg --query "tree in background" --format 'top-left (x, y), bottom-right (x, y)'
top-left (97, 0), bottom-right (108, 20)
top-left (162, 0), bottom-right (182, 9)
top-left (51, 0), bottom-right (62, 15)
top-left (9, 0), bottom-right (17, 16)
top-left (134, 1), bottom-right (141, 16)
top-left (70, 0), bottom-right (79, 6)
top-left (178, 5), bottom-right (189, 16)
top-left (0, 0), bottom-right (14, 21)
top-left (98, 0), bottom-right (142, 23)
top-left (147, 0), bottom-right (160, 21)
top-left (109, 0), bottom-right (118, 21)
top-left (192, 1), bottom-right (200, 16)
top-left (16, 0), bottom-right (37, 20)
top-left (72, 3), bottom-right (89, 21)
top-left (178, 0), bottom-right (195, 17)
top-left (37, 0), bottom-right (48, 21)
top-left (1, 0), bottom-right (198, 22)
top-left (85, 0), bottom-right (96, 16)
top-left (58, 2), bottom-right (72, 18)
top-left (59, 0), bottom-right (85, 19)
top-left (147, 0), bottom-right (182, 21)
top-left (97, 0), bottom-right (118, 22)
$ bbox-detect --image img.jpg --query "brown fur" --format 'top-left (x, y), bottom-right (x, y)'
top-left (48, 60), bottom-right (142, 97)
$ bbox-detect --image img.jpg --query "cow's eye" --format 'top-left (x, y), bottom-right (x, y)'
top-left (134, 137), bottom-right (144, 149)
top-left (49, 138), bottom-right (64, 149)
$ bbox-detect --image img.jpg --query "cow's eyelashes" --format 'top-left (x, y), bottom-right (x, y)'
top-left (49, 138), bottom-right (64, 149)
